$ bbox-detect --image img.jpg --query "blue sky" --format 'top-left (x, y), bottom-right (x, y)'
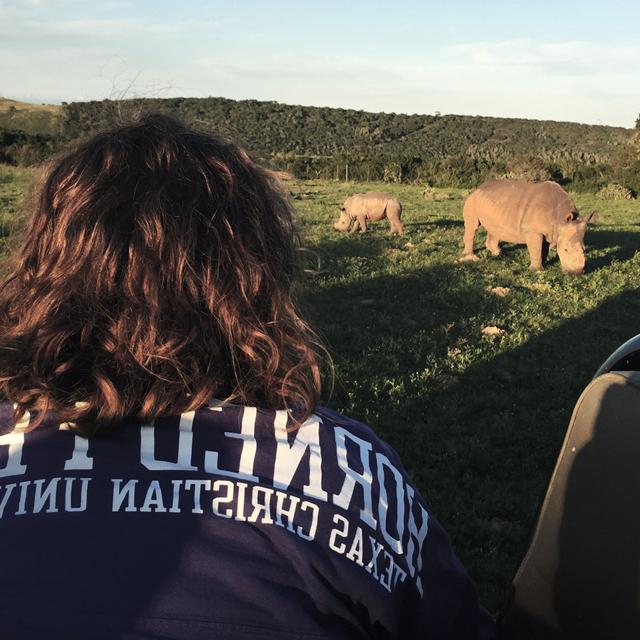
top-left (2, 0), bottom-right (639, 126)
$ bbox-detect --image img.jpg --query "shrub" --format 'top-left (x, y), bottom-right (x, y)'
top-left (568, 164), bottom-right (614, 192)
top-left (596, 183), bottom-right (634, 200)
top-left (619, 160), bottom-right (640, 196)
top-left (422, 187), bottom-right (452, 201)
top-left (383, 162), bottom-right (403, 183)
top-left (505, 157), bottom-right (551, 182)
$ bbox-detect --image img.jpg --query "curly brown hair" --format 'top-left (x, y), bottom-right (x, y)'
top-left (0, 114), bottom-right (323, 431)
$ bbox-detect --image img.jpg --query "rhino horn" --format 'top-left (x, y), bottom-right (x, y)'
top-left (576, 210), bottom-right (598, 226)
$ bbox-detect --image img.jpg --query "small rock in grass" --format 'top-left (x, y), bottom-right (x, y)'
top-left (487, 286), bottom-right (511, 297)
top-left (482, 325), bottom-right (506, 336)
top-left (403, 241), bottom-right (415, 249)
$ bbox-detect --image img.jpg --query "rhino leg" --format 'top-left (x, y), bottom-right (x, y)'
top-left (357, 215), bottom-right (367, 233)
top-left (541, 239), bottom-right (550, 266)
top-left (350, 218), bottom-right (359, 233)
top-left (525, 233), bottom-right (545, 270)
top-left (461, 209), bottom-right (480, 261)
top-left (486, 233), bottom-right (501, 256)
top-left (387, 214), bottom-right (404, 235)
top-left (389, 220), bottom-right (404, 235)
top-left (387, 204), bottom-right (404, 235)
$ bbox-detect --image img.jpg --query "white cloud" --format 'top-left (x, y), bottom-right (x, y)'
top-left (448, 39), bottom-right (640, 75)
top-left (195, 53), bottom-right (402, 82)
top-left (0, 1), bottom-right (220, 45)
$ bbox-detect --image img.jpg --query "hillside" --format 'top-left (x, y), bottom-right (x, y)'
top-left (0, 98), bottom-right (62, 135)
top-left (59, 97), bottom-right (630, 162)
top-left (1, 96), bottom-right (638, 190)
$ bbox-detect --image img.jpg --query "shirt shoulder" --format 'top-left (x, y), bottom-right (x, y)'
top-left (314, 406), bottom-right (409, 474)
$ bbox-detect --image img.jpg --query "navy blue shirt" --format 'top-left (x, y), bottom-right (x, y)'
top-left (0, 402), bottom-right (495, 639)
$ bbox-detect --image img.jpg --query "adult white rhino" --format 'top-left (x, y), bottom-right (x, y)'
top-left (461, 180), bottom-right (596, 274)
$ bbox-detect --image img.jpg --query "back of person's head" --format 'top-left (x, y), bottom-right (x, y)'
top-left (0, 113), bottom-right (322, 431)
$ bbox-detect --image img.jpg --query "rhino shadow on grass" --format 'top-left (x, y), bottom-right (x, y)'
top-left (302, 233), bottom-right (398, 262)
top-left (581, 228), bottom-right (640, 272)
top-left (405, 219), bottom-right (464, 231)
top-left (301, 256), bottom-right (503, 355)
top-left (301, 252), bottom-right (640, 614)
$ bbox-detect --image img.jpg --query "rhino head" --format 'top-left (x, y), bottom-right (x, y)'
top-left (333, 206), bottom-right (351, 232)
top-left (556, 211), bottom-right (598, 275)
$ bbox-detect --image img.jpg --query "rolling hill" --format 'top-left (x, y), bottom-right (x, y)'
top-left (0, 98), bottom-right (62, 135)
top-left (1, 96), bottom-right (637, 189)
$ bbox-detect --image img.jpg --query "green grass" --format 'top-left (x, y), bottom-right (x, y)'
top-left (0, 165), bottom-right (33, 263)
top-left (2, 166), bottom-right (640, 612)
top-left (293, 180), bottom-right (640, 611)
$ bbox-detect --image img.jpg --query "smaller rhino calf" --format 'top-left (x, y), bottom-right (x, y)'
top-left (334, 192), bottom-right (404, 235)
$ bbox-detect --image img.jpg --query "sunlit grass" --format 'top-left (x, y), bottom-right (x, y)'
top-left (294, 179), bottom-right (640, 610)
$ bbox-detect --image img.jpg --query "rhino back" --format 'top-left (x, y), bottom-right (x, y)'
top-left (346, 192), bottom-right (396, 220)
top-left (473, 180), bottom-right (575, 239)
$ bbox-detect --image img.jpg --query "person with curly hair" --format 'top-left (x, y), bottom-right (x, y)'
top-left (0, 114), bottom-right (494, 640)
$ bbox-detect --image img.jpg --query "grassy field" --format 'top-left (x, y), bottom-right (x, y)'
top-left (0, 165), bottom-right (33, 266)
top-left (293, 179), bottom-right (640, 612)
top-left (2, 166), bottom-right (640, 612)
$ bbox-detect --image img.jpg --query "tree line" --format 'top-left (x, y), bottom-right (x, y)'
top-left (1, 96), bottom-right (638, 192)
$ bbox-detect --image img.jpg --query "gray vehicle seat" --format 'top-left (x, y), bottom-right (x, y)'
top-left (500, 334), bottom-right (640, 639)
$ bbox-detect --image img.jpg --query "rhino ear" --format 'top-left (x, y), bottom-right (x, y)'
top-left (565, 212), bottom-right (575, 223)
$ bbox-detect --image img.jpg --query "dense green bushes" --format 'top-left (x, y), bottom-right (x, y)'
top-left (0, 129), bottom-right (60, 166)
top-left (1, 96), bottom-right (638, 192)
top-left (597, 183), bottom-right (634, 200)
top-left (272, 152), bottom-right (637, 192)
